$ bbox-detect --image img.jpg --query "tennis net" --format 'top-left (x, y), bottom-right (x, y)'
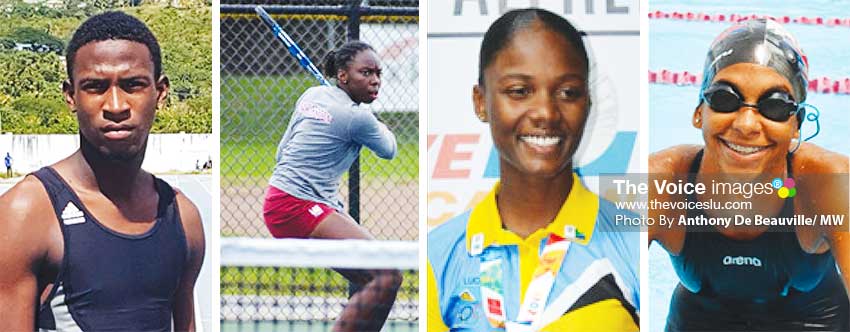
top-left (220, 238), bottom-right (419, 332)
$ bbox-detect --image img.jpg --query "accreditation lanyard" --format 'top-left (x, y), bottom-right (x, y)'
top-left (479, 233), bottom-right (571, 332)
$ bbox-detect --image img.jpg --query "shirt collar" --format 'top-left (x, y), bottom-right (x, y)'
top-left (465, 172), bottom-right (599, 255)
top-left (328, 85), bottom-right (359, 107)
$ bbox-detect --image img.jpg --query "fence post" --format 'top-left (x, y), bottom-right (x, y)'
top-left (346, 0), bottom-right (362, 226)
top-left (346, 0), bottom-right (363, 300)
top-left (347, 0), bottom-right (362, 41)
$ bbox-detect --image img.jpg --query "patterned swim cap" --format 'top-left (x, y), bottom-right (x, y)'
top-left (701, 18), bottom-right (808, 103)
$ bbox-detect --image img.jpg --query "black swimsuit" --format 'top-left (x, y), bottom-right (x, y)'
top-left (666, 150), bottom-right (849, 331)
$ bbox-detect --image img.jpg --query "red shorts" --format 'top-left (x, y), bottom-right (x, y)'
top-left (263, 186), bottom-right (334, 238)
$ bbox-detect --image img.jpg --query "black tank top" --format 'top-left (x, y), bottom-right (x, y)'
top-left (33, 167), bottom-right (187, 332)
top-left (670, 150), bottom-right (836, 301)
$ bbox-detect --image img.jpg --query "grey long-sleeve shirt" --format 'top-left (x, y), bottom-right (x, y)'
top-left (269, 85), bottom-right (397, 212)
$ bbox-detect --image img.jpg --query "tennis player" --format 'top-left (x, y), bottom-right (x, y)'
top-left (0, 12), bottom-right (205, 331)
top-left (649, 18), bottom-right (849, 331)
top-left (428, 8), bottom-right (639, 331)
top-left (262, 41), bottom-right (401, 332)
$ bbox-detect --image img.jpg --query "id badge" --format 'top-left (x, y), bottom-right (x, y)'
top-left (480, 258), bottom-right (506, 328)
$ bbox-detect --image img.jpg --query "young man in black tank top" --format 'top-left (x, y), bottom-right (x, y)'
top-left (0, 12), bottom-right (205, 331)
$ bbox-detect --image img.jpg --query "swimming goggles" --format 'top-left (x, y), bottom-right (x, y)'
top-left (701, 83), bottom-right (801, 122)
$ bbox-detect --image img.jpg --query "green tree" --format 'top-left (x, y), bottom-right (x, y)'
top-left (3, 27), bottom-right (65, 53)
top-left (1, 93), bottom-right (76, 134)
top-left (0, 51), bottom-right (65, 98)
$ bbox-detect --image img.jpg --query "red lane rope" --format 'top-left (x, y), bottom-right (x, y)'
top-left (648, 11), bottom-right (850, 27)
top-left (649, 70), bottom-right (850, 95)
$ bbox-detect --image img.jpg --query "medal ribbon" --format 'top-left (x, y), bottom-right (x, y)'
top-left (480, 233), bottom-right (571, 331)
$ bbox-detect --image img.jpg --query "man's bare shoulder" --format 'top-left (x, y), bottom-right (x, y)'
top-left (0, 175), bottom-right (57, 262)
top-left (173, 189), bottom-right (201, 224)
top-left (649, 145), bottom-right (703, 173)
top-left (0, 176), bottom-right (55, 226)
top-left (173, 189), bottom-right (204, 253)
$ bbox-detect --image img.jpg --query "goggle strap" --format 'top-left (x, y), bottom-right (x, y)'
top-left (800, 103), bottom-right (821, 142)
top-left (790, 103), bottom-right (821, 154)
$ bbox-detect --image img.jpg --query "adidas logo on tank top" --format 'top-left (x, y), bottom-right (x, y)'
top-left (61, 202), bottom-right (85, 225)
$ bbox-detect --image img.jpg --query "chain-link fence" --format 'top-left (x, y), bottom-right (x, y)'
top-left (221, 2), bottom-right (418, 241)
top-left (221, 4), bottom-right (419, 330)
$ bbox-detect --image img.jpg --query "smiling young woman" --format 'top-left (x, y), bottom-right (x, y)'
top-left (649, 18), bottom-right (849, 331)
top-left (428, 8), bottom-right (639, 332)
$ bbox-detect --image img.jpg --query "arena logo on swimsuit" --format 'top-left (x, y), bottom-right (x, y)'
top-left (722, 255), bottom-right (763, 267)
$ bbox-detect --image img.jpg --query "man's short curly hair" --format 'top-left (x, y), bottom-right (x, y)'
top-left (66, 11), bottom-right (162, 81)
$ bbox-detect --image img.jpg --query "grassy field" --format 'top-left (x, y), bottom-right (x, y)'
top-left (221, 266), bottom-right (418, 301)
top-left (221, 74), bottom-right (310, 143)
top-left (221, 140), bottom-right (417, 181)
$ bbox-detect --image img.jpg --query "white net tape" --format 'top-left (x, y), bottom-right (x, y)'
top-left (221, 238), bottom-right (419, 269)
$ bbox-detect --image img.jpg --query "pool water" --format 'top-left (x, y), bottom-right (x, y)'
top-left (649, 2), bottom-right (850, 331)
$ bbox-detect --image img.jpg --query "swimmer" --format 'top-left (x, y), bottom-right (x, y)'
top-left (650, 18), bottom-right (849, 331)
